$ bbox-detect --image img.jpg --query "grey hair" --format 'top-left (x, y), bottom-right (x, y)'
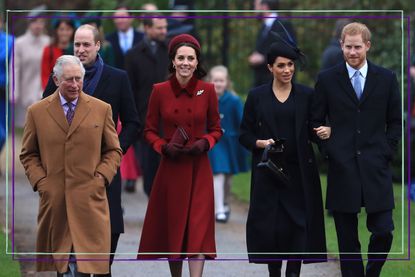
top-left (53, 55), bottom-right (85, 80)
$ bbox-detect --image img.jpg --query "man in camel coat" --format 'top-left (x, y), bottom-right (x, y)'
top-left (20, 55), bottom-right (122, 275)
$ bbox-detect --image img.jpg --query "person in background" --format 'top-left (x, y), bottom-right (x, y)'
top-left (41, 17), bottom-right (75, 89)
top-left (311, 22), bottom-right (401, 277)
top-left (136, 2), bottom-right (159, 34)
top-left (125, 14), bottom-right (169, 195)
top-left (167, 0), bottom-right (199, 40)
top-left (0, 14), bottom-right (13, 163)
top-left (106, 5), bottom-right (143, 69)
top-left (207, 65), bottom-right (249, 223)
top-left (240, 40), bottom-right (327, 277)
top-left (11, 5), bottom-right (50, 128)
top-left (42, 24), bottom-right (141, 277)
top-left (20, 55), bottom-right (122, 276)
top-left (138, 34), bottom-right (222, 277)
top-left (320, 19), bottom-right (351, 71)
top-left (248, 0), bottom-right (296, 88)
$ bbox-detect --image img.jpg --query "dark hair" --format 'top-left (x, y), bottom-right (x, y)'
top-left (168, 42), bottom-right (207, 79)
top-left (261, 0), bottom-right (280, 10)
top-left (51, 19), bottom-right (75, 47)
top-left (142, 13), bottom-right (164, 27)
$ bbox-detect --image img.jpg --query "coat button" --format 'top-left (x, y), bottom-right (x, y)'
top-left (187, 123), bottom-right (191, 127)
top-left (357, 129), bottom-right (361, 134)
top-left (308, 158), bottom-right (313, 163)
top-left (357, 150), bottom-right (361, 155)
top-left (259, 121), bottom-right (262, 126)
top-left (174, 109), bottom-right (178, 114)
top-left (307, 140), bottom-right (311, 144)
top-left (188, 108), bottom-right (192, 113)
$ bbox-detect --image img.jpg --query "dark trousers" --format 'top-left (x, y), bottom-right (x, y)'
top-left (268, 261), bottom-right (302, 277)
top-left (135, 140), bottom-right (160, 197)
top-left (333, 210), bottom-right (394, 277)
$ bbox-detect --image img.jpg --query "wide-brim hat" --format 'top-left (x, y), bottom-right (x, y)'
top-left (168, 33), bottom-right (200, 54)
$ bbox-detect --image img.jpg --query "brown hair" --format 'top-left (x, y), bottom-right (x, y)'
top-left (341, 22), bottom-right (371, 43)
top-left (168, 42), bottom-right (207, 79)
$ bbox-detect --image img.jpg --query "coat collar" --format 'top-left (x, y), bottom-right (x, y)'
top-left (334, 60), bottom-right (379, 105)
top-left (47, 91), bottom-right (91, 136)
top-left (169, 75), bottom-right (198, 97)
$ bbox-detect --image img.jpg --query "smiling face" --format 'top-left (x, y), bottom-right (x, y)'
top-left (268, 56), bottom-right (295, 85)
top-left (54, 63), bottom-right (83, 102)
top-left (341, 33), bottom-right (370, 70)
top-left (173, 46), bottom-right (198, 81)
top-left (74, 28), bottom-right (100, 67)
top-left (56, 21), bottom-right (74, 46)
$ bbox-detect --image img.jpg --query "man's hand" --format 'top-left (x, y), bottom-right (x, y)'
top-left (313, 126), bottom-right (331, 140)
top-left (256, 138), bottom-right (275, 149)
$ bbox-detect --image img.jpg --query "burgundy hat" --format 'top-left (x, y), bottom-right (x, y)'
top-left (168, 34), bottom-right (201, 54)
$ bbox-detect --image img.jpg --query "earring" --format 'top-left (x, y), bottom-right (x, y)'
top-left (173, 64), bottom-right (176, 69)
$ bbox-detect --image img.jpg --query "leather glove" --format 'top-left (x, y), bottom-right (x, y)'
top-left (161, 143), bottom-right (184, 159)
top-left (187, 138), bottom-right (209, 155)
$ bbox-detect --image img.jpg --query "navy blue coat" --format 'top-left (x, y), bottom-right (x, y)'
top-left (106, 30), bottom-right (144, 69)
top-left (239, 82), bottom-right (326, 261)
top-left (311, 61), bottom-right (401, 213)
top-left (43, 64), bottom-right (141, 233)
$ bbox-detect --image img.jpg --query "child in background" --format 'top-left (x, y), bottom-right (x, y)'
top-left (208, 65), bottom-right (249, 223)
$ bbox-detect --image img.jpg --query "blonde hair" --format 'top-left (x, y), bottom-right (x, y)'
top-left (341, 22), bottom-right (371, 43)
top-left (207, 65), bottom-right (236, 93)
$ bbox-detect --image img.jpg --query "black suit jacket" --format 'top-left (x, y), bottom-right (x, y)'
top-left (106, 30), bottom-right (144, 69)
top-left (43, 64), bottom-right (141, 233)
top-left (239, 82), bottom-right (326, 260)
top-left (125, 39), bottom-right (169, 124)
top-left (311, 61), bottom-right (401, 213)
top-left (252, 19), bottom-right (296, 87)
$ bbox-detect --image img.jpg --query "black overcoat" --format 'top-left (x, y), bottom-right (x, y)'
top-left (43, 64), bottom-right (141, 233)
top-left (311, 61), bottom-right (401, 213)
top-left (239, 82), bottom-right (326, 262)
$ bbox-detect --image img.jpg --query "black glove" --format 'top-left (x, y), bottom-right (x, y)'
top-left (161, 143), bottom-right (184, 159)
top-left (187, 138), bottom-right (209, 155)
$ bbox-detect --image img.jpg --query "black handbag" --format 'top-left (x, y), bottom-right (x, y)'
top-left (257, 139), bottom-right (291, 186)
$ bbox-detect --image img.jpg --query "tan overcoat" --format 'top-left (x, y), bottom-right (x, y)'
top-left (20, 91), bottom-right (122, 274)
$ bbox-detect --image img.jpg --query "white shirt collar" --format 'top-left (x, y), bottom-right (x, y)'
top-left (118, 27), bottom-right (133, 39)
top-left (264, 12), bottom-right (278, 28)
top-left (346, 60), bottom-right (368, 80)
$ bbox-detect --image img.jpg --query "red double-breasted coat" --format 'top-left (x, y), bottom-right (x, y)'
top-left (138, 75), bottom-right (222, 259)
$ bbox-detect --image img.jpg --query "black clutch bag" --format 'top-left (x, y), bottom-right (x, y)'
top-left (257, 139), bottom-right (291, 186)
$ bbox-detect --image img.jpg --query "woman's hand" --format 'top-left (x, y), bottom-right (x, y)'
top-left (313, 126), bottom-right (331, 140)
top-left (256, 138), bottom-right (275, 149)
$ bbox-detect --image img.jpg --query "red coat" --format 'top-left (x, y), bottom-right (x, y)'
top-left (138, 75), bottom-right (222, 259)
top-left (41, 45), bottom-right (63, 89)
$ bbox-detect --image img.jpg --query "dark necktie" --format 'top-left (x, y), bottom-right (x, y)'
top-left (352, 70), bottom-right (362, 99)
top-left (66, 102), bottom-right (75, 125)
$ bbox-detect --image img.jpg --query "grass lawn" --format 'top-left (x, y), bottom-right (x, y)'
top-left (232, 172), bottom-right (415, 276)
top-left (0, 225), bottom-right (21, 277)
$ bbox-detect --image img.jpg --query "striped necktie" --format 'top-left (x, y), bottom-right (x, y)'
top-left (66, 102), bottom-right (75, 125)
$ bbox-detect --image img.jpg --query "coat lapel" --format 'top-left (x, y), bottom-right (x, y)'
top-left (67, 92), bottom-right (91, 138)
top-left (335, 64), bottom-right (359, 105)
top-left (261, 84), bottom-right (280, 139)
top-left (47, 91), bottom-right (69, 133)
top-left (293, 85), bottom-right (306, 140)
top-left (359, 61), bottom-right (379, 104)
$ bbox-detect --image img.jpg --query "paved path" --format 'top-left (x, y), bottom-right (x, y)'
top-left (0, 134), bottom-right (341, 276)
